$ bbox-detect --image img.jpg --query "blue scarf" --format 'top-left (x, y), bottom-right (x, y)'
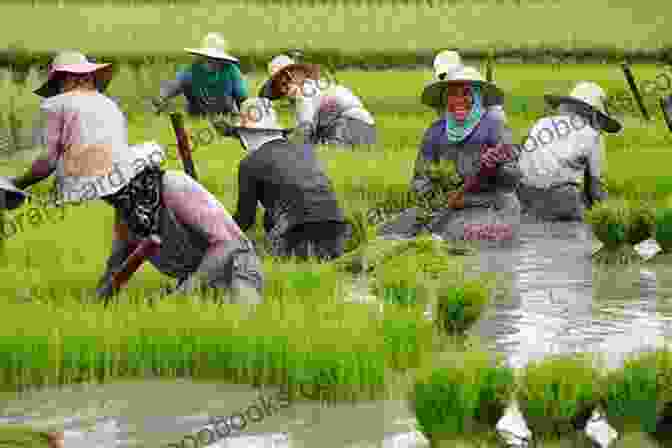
top-left (442, 84), bottom-right (485, 144)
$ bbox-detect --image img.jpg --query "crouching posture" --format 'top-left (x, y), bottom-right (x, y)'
top-left (379, 65), bottom-right (521, 242)
top-left (267, 61), bottom-right (377, 147)
top-left (221, 98), bottom-right (349, 260)
top-left (516, 82), bottom-right (621, 221)
top-left (153, 33), bottom-right (248, 117)
top-left (11, 51), bottom-right (263, 303)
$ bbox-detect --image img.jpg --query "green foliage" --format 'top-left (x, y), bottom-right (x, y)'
top-left (516, 354), bottom-right (604, 440)
top-left (0, 425), bottom-right (52, 448)
top-left (654, 208), bottom-right (672, 253)
top-left (434, 278), bottom-right (489, 335)
top-left (408, 350), bottom-right (515, 441)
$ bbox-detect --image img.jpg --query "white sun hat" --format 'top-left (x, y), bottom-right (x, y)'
top-left (421, 65), bottom-right (502, 109)
top-left (544, 81), bottom-right (622, 133)
top-left (433, 50), bottom-right (462, 72)
top-left (184, 33), bottom-right (239, 63)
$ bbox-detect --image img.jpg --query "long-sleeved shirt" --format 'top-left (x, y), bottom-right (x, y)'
top-left (517, 114), bottom-right (604, 189)
top-left (233, 138), bottom-right (345, 237)
top-left (111, 170), bottom-right (251, 280)
top-left (293, 81), bottom-right (375, 142)
top-left (412, 111), bottom-right (521, 208)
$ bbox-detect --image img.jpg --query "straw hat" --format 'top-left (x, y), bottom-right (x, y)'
top-left (421, 65), bottom-right (502, 109)
top-left (268, 62), bottom-right (321, 99)
top-left (184, 33), bottom-right (239, 63)
top-left (0, 176), bottom-right (27, 210)
top-left (544, 82), bottom-right (622, 133)
top-left (433, 50), bottom-right (462, 72)
top-left (229, 98), bottom-right (293, 134)
top-left (34, 51), bottom-right (113, 98)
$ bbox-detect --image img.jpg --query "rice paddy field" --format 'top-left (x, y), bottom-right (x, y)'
top-left (3, 1), bottom-right (672, 442)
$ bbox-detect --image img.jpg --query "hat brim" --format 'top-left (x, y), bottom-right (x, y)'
top-left (185, 48), bottom-right (240, 63)
top-left (544, 95), bottom-right (622, 134)
top-left (421, 79), bottom-right (503, 109)
top-left (660, 95), bottom-right (672, 133)
top-left (0, 177), bottom-right (28, 211)
top-left (228, 126), bottom-right (295, 135)
top-left (268, 63), bottom-right (321, 99)
top-left (34, 64), bottom-right (114, 98)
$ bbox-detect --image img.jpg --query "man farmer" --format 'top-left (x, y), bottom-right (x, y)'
top-left (267, 59), bottom-right (377, 147)
top-left (515, 82), bottom-right (621, 221)
top-left (433, 49), bottom-right (507, 124)
top-left (152, 33), bottom-right (248, 117)
top-left (379, 64), bottom-right (521, 242)
top-left (10, 50), bottom-right (263, 303)
top-left (219, 98), bottom-right (349, 260)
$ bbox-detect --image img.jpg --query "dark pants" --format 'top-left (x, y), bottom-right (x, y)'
top-left (279, 221), bottom-right (348, 261)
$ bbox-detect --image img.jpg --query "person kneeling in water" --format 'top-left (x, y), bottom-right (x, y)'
top-left (12, 51), bottom-right (263, 303)
top-left (379, 65), bottom-right (521, 242)
top-left (516, 82), bottom-right (621, 221)
top-left (220, 98), bottom-right (349, 261)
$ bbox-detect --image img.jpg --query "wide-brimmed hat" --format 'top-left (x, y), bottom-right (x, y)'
top-left (0, 176), bottom-right (28, 210)
top-left (184, 33), bottom-right (239, 63)
top-left (34, 51), bottom-right (113, 98)
top-left (421, 65), bottom-right (502, 109)
top-left (228, 98), bottom-right (294, 134)
top-left (433, 50), bottom-right (462, 72)
top-left (544, 82), bottom-right (622, 133)
top-left (268, 62), bottom-right (321, 99)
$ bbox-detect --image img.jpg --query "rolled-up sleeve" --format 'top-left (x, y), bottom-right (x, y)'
top-left (230, 64), bottom-right (248, 100)
top-left (29, 105), bottom-right (63, 178)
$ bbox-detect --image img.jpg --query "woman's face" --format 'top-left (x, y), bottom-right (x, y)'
top-left (60, 73), bottom-right (95, 93)
top-left (443, 82), bottom-right (472, 122)
top-left (276, 69), bottom-right (306, 97)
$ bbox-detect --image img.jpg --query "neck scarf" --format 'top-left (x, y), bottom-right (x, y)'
top-left (442, 84), bottom-right (485, 144)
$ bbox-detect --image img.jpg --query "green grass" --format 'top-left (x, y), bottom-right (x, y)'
top-left (2, 0), bottom-right (670, 59)
top-left (0, 425), bottom-right (54, 448)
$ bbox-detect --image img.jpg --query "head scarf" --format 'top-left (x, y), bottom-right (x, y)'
top-left (442, 83), bottom-right (485, 144)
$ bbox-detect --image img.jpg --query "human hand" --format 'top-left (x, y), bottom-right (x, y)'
top-left (446, 190), bottom-right (465, 209)
top-left (480, 143), bottom-right (513, 169)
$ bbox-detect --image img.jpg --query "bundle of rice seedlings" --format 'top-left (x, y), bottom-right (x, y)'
top-left (516, 353), bottom-right (605, 442)
top-left (433, 277), bottom-right (489, 336)
top-left (601, 350), bottom-right (660, 435)
top-left (586, 199), bottom-right (653, 264)
top-left (408, 350), bottom-right (515, 444)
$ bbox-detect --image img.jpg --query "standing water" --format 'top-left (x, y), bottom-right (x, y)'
top-left (1, 219), bottom-right (672, 447)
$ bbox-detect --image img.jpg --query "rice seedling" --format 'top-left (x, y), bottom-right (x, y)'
top-left (600, 350), bottom-right (660, 435)
top-left (516, 353), bottom-right (605, 442)
top-left (0, 424), bottom-right (58, 448)
top-left (408, 349), bottom-right (515, 445)
top-left (648, 204), bottom-right (672, 264)
top-left (433, 277), bottom-right (490, 337)
top-left (586, 199), bottom-right (653, 264)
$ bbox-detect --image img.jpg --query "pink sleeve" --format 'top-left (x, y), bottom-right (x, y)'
top-left (30, 108), bottom-right (65, 178)
top-left (161, 172), bottom-right (245, 257)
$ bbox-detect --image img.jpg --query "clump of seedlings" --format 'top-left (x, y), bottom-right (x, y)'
top-left (408, 349), bottom-right (515, 445)
top-left (415, 157), bottom-right (462, 229)
top-left (516, 353), bottom-right (605, 443)
top-left (434, 277), bottom-right (490, 336)
top-left (0, 424), bottom-right (60, 448)
top-left (601, 349), bottom-right (661, 435)
top-left (648, 207), bottom-right (672, 264)
top-left (586, 199), bottom-right (654, 264)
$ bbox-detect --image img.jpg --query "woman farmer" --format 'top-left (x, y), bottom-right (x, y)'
top-left (258, 54), bottom-right (295, 100)
top-left (10, 51), bottom-right (263, 303)
top-left (219, 98), bottom-right (349, 260)
top-left (516, 82), bottom-right (620, 221)
top-left (268, 60), bottom-right (377, 147)
top-left (152, 33), bottom-right (248, 117)
top-left (433, 49), bottom-right (507, 123)
top-left (379, 65), bottom-right (521, 241)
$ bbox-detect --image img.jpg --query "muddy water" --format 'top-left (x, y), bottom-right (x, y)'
top-left (2, 220), bottom-right (672, 447)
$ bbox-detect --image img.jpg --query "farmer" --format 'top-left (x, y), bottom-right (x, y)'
top-left (267, 60), bottom-right (377, 147)
top-left (152, 33), bottom-right (248, 117)
top-left (10, 51), bottom-right (263, 303)
top-left (433, 49), bottom-right (507, 123)
top-left (379, 65), bottom-right (522, 241)
top-left (219, 98), bottom-right (349, 260)
top-left (258, 54), bottom-right (295, 100)
top-left (515, 82), bottom-right (621, 221)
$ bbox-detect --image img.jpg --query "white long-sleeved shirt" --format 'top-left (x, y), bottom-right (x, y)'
top-left (294, 81), bottom-right (375, 129)
top-left (517, 114), bottom-right (605, 189)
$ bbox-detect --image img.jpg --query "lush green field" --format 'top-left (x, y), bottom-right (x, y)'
top-left (3, 0), bottom-right (669, 59)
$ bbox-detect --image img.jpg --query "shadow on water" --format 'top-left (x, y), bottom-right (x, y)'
top-left (3, 219), bottom-right (672, 447)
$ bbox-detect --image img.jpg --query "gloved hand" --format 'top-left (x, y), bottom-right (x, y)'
top-left (446, 190), bottom-right (465, 210)
top-left (480, 143), bottom-right (514, 169)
